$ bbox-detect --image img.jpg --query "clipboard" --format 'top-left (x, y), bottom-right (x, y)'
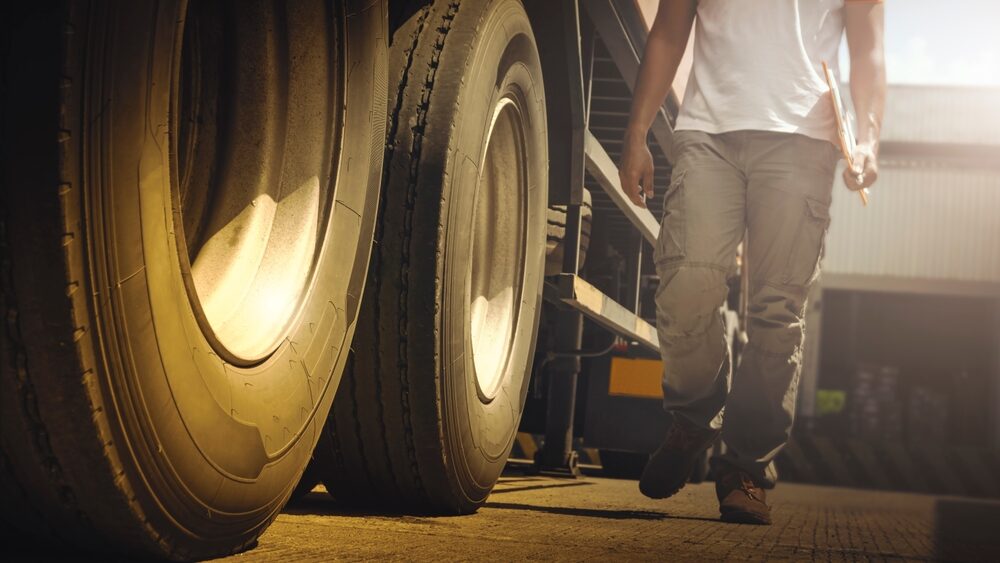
top-left (823, 61), bottom-right (869, 206)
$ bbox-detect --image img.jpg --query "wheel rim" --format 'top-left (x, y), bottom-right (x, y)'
top-left (173, 0), bottom-right (342, 365)
top-left (470, 97), bottom-right (528, 401)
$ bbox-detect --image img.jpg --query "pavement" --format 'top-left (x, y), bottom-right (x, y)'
top-left (222, 471), bottom-right (1000, 562)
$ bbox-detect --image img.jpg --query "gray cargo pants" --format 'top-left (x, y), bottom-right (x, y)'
top-left (654, 129), bottom-right (838, 486)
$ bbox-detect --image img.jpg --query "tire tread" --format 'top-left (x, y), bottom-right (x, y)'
top-left (0, 2), bottom-right (165, 556)
top-left (318, 1), bottom-right (465, 512)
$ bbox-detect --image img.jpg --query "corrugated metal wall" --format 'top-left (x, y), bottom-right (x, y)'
top-left (848, 85), bottom-right (1000, 145)
top-left (823, 164), bottom-right (1000, 284)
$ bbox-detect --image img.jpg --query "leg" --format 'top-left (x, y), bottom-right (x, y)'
top-left (719, 132), bottom-right (838, 485)
top-left (654, 130), bottom-right (747, 430)
top-left (640, 131), bottom-right (747, 500)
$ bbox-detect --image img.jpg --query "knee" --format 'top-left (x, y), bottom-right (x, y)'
top-left (656, 265), bottom-right (728, 338)
top-left (746, 283), bottom-right (807, 350)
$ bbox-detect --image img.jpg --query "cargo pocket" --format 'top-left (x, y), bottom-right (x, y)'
top-left (783, 197), bottom-right (831, 287)
top-left (654, 169), bottom-right (687, 266)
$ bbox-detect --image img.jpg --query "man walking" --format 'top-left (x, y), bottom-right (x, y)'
top-left (619, 0), bottom-right (885, 524)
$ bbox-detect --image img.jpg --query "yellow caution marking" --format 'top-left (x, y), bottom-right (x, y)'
top-left (608, 357), bottom-right (663, 399)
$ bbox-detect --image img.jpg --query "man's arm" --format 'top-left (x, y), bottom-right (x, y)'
top-left (844, 0), bottom-right (886, 191)
top-left (620, 0), bottom-right (697, 208)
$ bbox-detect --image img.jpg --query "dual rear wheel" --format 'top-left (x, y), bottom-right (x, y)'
top-left (1, 0), bottom-right (546, 558)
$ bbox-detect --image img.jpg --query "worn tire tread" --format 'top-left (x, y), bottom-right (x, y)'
top-left (316, 0), bottom-right (468, 513)
top-left (0, 2), bottom-right (176, 557)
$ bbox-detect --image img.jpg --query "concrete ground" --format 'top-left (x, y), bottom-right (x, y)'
top-left (222, 472), bottom-right (1000, 562)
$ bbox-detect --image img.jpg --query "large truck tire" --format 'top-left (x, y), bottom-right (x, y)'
top-left (1, 1), bottom-right (386, 559)
top-left (314, 0), bottom-right (547, 514)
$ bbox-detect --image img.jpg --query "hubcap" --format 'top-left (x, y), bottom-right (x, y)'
top-left (470, 98), bottom-right (528, 401)
top-left (173, 0), bottom-right (342, 364)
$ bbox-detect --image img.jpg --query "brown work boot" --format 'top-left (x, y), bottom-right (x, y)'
top-left (715, 464), bottom-right (772, 525)
top-left (638, 416), bottom-right (719, 499)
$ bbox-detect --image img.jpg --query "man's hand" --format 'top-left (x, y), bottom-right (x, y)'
top-left (844, 1), bottom-right (885, 193)
top-left (620, 134), bottom-right (655, 208)
top-left (843, 142), bottom-right (878, 191)
top-left (618, 0), bottom-right (696, 209)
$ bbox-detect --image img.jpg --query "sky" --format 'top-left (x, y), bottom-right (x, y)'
top-left (840, 0), bottom-right (1000, 86)
top-left (638, 0), bottom-right (1000, 87)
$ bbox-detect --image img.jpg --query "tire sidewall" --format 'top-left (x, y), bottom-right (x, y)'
top-left (82, 0), bottom-right (385, 546)
top-left (440, 0), bottom-right (547, 500)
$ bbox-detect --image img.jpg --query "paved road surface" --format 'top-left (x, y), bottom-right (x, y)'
top-left (222, 473), bottom-right (1000, 562)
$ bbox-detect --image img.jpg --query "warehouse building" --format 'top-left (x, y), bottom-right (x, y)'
top-left (798, 85), bottom-right (1000, 451)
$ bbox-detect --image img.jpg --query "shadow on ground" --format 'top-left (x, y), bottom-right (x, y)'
top-left (283, 491), bottom-right (458, 520)
top-left (285, 476), bottom-right (718, 525)
top-left (284, 478), bottom-right (597, 518)
top-left (490, 481), bottom-right (594, 494)
top-left (485, 501), bottom-right (718, 523)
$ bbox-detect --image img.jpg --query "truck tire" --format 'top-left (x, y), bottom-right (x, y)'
top-left (545, 188), bottom-right (593, 277)
top-left (314, 0), bottom-right (547, 514)
top-left (0, 1), bottom-right (386, 559)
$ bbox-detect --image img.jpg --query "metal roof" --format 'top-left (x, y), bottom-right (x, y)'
top-left (848, 85), bottom-right (1000, 147)
top-left (823, 164), bottom-right (1000, 288)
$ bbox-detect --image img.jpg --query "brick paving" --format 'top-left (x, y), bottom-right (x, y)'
top-left (222, 474), bottom-right (1000, 562)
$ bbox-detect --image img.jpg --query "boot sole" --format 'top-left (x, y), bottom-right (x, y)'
top-left (638, 480), bottom-right (685, 500)
top-left (637, 444), bottom-right (712, 499)
top-left (638, 457), bottom-right (694, 499)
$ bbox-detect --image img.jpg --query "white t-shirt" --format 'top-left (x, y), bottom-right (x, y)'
top-left (675, 0), bottom-right (871, 143)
